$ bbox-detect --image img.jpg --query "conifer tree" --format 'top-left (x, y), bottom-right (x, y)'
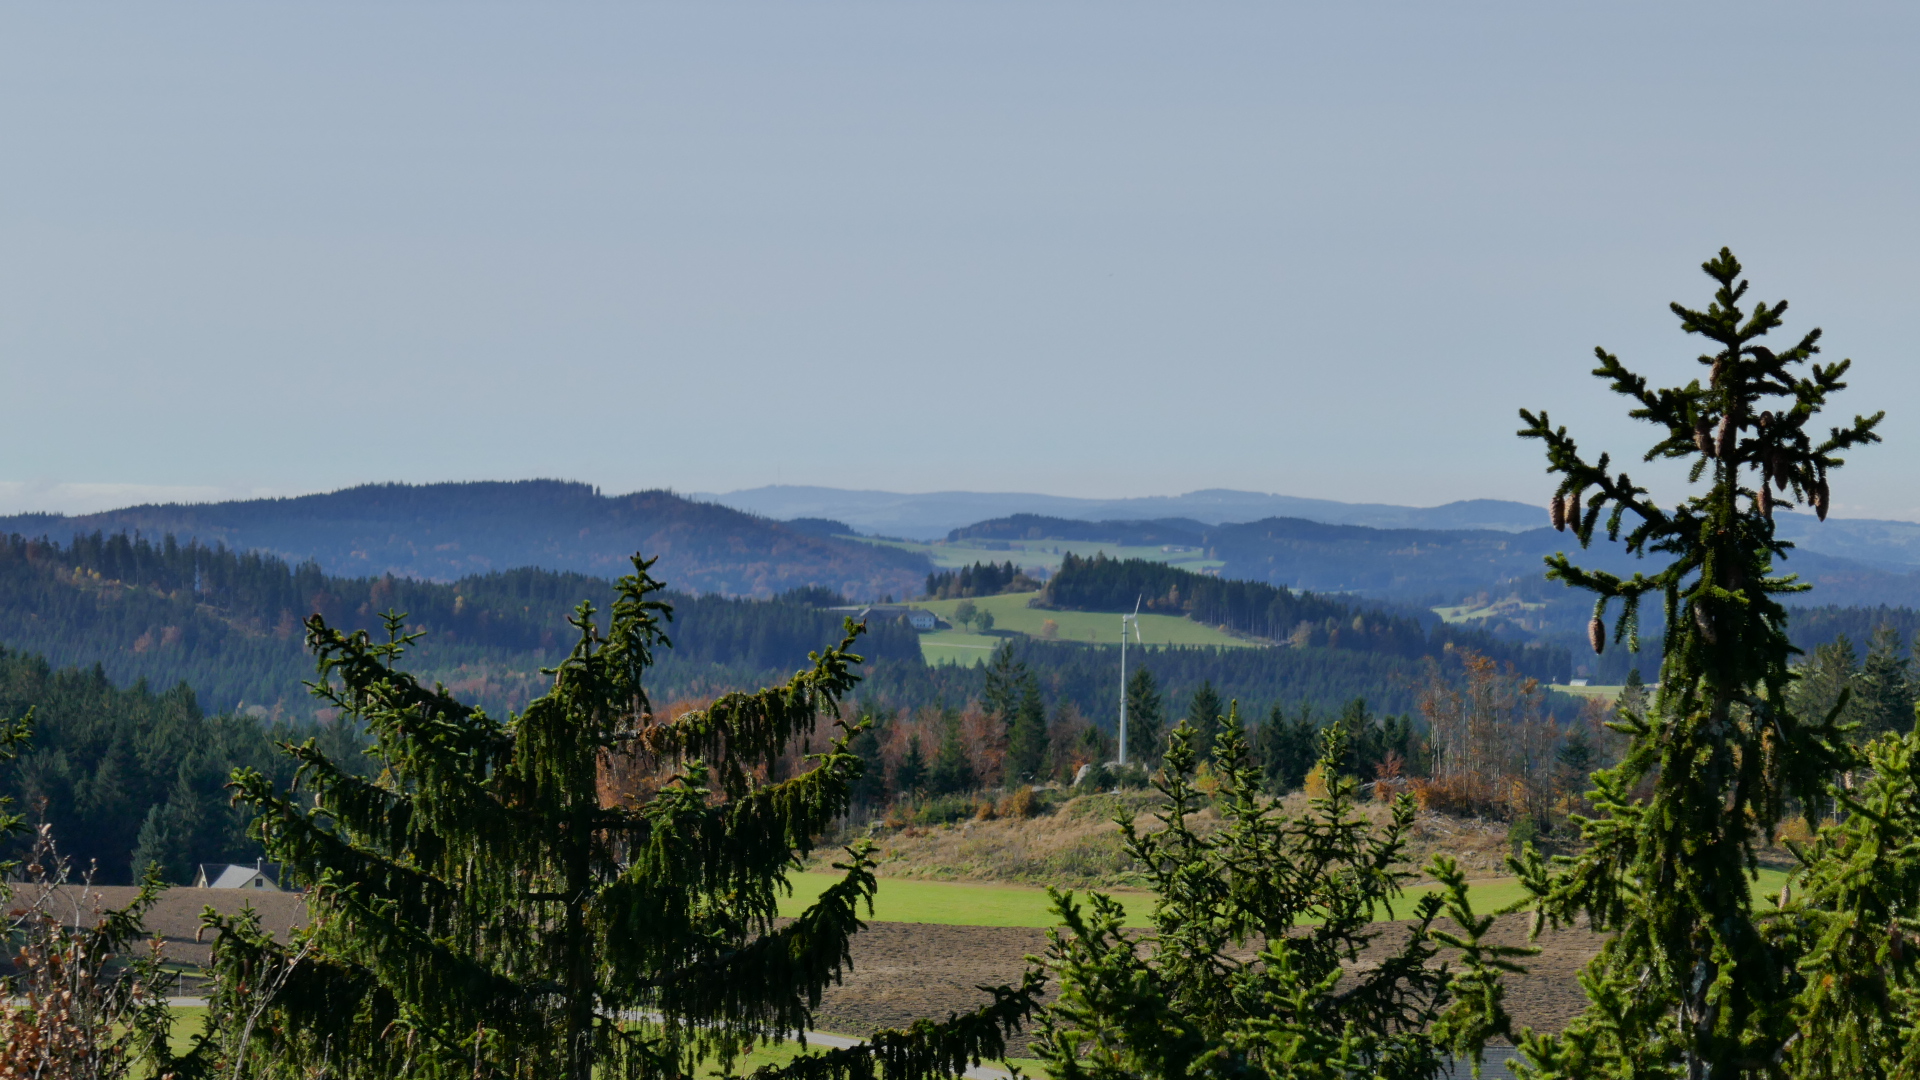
top-left (929, 708), bottom-right (977, 795)
top-left (1031, 714), bottom-right (1528, 1079)
top-left (1256, 702), bottom-right (1319, 794)
top-left (191, 556), bottom-right (1039, 1080)
top-left (1124, 667), bottom-right (1164, 766)
top-left (1513, 249), bottom-right (1883, 1077)
top-left (1184, 681), bottom-right (1222, 761)
top-left (1855, 625), bottom-right (1915, 738)
top-left (1006, 675), bottom-right (1049, 783)
top-left (982, 642), bottom-right (1026, 722)
top-left (895, 734), bottom-right (928, 797)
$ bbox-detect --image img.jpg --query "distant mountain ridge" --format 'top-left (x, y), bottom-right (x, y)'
top-left (945, 511), bottom-right (1920, 609)
top-left (698, 485), bottom-right (1550, 538)
top-left (707, 485), bottom-right (1920, 574)
top-left (0, 480), bottom-right (928, 599)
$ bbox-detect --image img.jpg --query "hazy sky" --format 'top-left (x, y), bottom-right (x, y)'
top-left (4, 2), bottom-right (1917, 518)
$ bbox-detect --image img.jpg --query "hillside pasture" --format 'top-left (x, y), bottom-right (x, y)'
top-left (856, 535), bottom-right (1223, 576)
top-left (910, 591), bottom-right (1253, 660)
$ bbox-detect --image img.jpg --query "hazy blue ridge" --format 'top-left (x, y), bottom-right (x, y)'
top-left (697, 485), bottom-right (1552, 539)
top-left (0, 479), bottom-right (930, 600)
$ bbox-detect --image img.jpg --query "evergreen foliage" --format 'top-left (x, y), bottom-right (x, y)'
top-left (1183, 681), bottom-right (1223, 760)
top-left (1123, 667), bottom-right (1164, 766)
top-left (1512, 250), bottom-right (1884, 1075)
top-left (0, 646), bottom-right (322, 884)
top-left (1008, 676), bottom-right (1049, 783)
top-left (1042, 552), bottom-right (1566, 680)
top-left (1255, 702), bottom-right (1320, 794)
top-left (1252, 700), bottom-right (1422, 795)
top-left (1772, 719), bottom-right (1920, 1077)
top-left (924, 561), bottom-right (1038, 600)
top-left (189, 555), bottom-right (1039, 1079)
top-left (1029, 717), bottom-right (1529, 1079)
top-left (894, 735), bottom-right (928, 796)
top-left (928, 708), bottom-right (978, 795)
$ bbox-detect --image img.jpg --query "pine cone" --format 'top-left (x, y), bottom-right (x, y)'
top-left (1815, 477), bottom-right (1831, 521)
top-left (1694, 419), bottom-right (1713, 456)
top-left (1716, 414), bottom-right (1736, 459)
top-left (1550, 495), bottom-right (1566, 531)
top-left (1694, 602), bottom-right (1717, 643)
top-left (1563, 493), bottom-right (1581, 529)
top-left (1588, 615), bottom-right (1605, 655)
top-left (1758, 483), bottom-right (1772, 519)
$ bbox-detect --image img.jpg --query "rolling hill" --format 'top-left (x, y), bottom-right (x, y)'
top-left (0, 480), bottom-right (929, 599)
top-left (0, 531), bottom-right (925, 719)
top-left (702, 486), bottom-right (1550, 539)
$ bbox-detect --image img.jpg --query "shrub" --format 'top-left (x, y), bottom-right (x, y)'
top-left (999, 785), bottom-right (1042, 819)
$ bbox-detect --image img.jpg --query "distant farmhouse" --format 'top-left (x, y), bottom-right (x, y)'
top-left (824, 604), bottom-right (938, 631)
top-left (194, 861), bottom-right (282, 890)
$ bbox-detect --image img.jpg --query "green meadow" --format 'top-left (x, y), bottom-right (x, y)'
top-left (910, 591), bottom-right (1252, 663)
top-left (780, 867), bottom-right (1795, 928)
top-left (856, 535), bottom-right (1223, 575)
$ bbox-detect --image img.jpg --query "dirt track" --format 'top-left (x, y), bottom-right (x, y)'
top-left (812, 914), bottom-right (1605, 1049)
top-left (29, 888), bottom-right (1603, 1043)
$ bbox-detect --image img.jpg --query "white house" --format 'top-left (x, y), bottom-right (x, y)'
top-left (194, 861), bottom-right (282, 890)
top-left (823, 604), bottom-right (939, 631)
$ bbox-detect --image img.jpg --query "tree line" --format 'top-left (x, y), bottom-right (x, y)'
top-left (1041, 550), bottom-right (1568, 679)
top-left (0, 532), bottom-right (922, 718)
top-left (923, 559), bottom-right (1041, 599)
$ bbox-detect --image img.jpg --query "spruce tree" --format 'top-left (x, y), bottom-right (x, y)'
top-left (1006, 674), bottom-right (1049, 783)
top-left (1513, 249), bottom-right (1883, 1076)
top-left (896, 734), bottom-right (928, 797)
top-left (1184, 681), bottom-right (1222, 761)
top-left (1256, 702), bottom-right (1319, 794)
top-left (192, 556), bottom-right (1038, 1080)
top-left (1855, 625), bottom-right (1914, 738)
top-left (1124, 667), bottom-right (1164, 766)
top-left (929, 708), bottom-right (977, 795)
top-left (1031, 714), bottom-right (1528, 1079)
top-left (982, 642), bottom-right (1026, 722)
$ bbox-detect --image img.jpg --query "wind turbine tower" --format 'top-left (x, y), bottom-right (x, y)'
top-left (1118, 597), bottom-right (1142, 765)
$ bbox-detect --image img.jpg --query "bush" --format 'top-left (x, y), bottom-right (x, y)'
top-left (998, 786), bottom-right (1042, 819)
top-left (887, 793), bottom-right (981, 828)
top-left (1507, 811), bottom-right (1538, 855)
top-left (1409, 775), bottom-right (1505, 819)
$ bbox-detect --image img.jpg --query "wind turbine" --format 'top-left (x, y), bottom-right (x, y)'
top-left (1119, 597), bottom-right (1142, 766)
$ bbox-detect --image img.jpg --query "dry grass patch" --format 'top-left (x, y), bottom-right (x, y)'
top-left (819, 787), bottom-right (1525, 890)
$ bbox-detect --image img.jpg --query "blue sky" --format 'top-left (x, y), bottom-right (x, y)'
top-left (4, 2), bottom-right (1917, 518)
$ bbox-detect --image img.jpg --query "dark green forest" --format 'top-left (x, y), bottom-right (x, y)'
top-left (924, 560), bottom-right (1039, 599)
top-left (1041, 551), bottom-right (1568, 679)
top-left (0, 531), bottom-right (923, 719)
top-left (0, 646), bottom-right (340, 886)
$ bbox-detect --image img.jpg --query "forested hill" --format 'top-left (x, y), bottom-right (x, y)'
top-left (0, 531), bottom-right (923, 719)
top-left (1041, 552), bottom-right (1567, 681)
top-left (0, 480), bottom-right (929, 599)
top-left (1199, 516), bottom-right (1920, 607)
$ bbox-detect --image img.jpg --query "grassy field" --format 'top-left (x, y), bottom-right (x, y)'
top-left (1553, 683), bottom-right (1638, 700)
top-left (911, 591), bottom-right (1252, 663)
top-left (780, 870), bottom-right (1155, 927)
top-left (1432, 598), bottom-right (1549, 625)
top-left (856, 535), bottom-right (1223, 576)
top-left (781, 867), bottom-right (1796, 928)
